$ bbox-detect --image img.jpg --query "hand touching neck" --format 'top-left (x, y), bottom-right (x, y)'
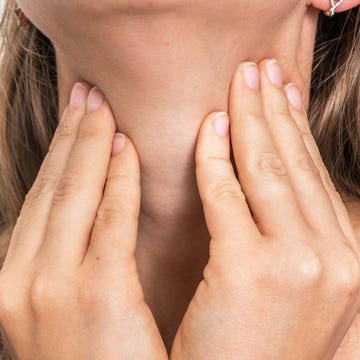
top-left (52, 2), bottom-right (320, 347)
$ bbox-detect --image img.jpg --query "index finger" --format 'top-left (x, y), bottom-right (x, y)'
top-left (3, 82), bottom-right (91, 269)
top-left (195, 111), bottom-right (260, 252)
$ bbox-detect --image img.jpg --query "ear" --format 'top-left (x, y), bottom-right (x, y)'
top-left (310, 0), bottom-right (360, 14)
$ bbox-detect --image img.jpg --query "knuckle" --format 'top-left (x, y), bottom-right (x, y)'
top-left (332, 245), bottom-right (360, 292)
top-left (197, 152), bottom-right (228, 166)
top-left (30, 275), bottom-right (71, 313)
top-left (293, 249), bottom-right (323, 287)
top-left (53, 173), bottom-right (82, 204)
top-left (251, 153), bottom-right (287, 178)
top-left (95, 174), bottom-right (139, 225)
top-left (96, 274), bottom-right (138, 314)
top-left (107, 175), bottom-right (140, 206)
top-left (29, 275), bottom-right (51, 310)
top-left (293, 153), bottom-right (317, 174)
top-left (243, 109), bottom-right (263, 121)
top-left (107, 172), bottom-right (133, 188)
top-left (77, 123), bottom-right (102, 142)
top-left (97, 195), bottom-right (139, 226)
top-left (30, 170), bottom-right (59, 202)
top-left (95, 203), bottom-right (126, 226)
top-left (274, 110), bottom-right (292, 121)
top-left (58, 122), bottom-right (76, 139)
top-left (207, 177), bottom-right (245, 202)
top-left (0, 281), bottom-right (19, 320)
top-left (250, 247), bottom-right (322, 290)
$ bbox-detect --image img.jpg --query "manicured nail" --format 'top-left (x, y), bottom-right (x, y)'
top-left (112, 133), bottom-right (126, 156)
top-left (213, 112), bottom-right (230, 137)
top-left (69, 83), bottom-right (87, 112)
top-left (87, 87), bottom-right (105, 114)
top-left (285, 84), bottom-right (304, 111)
top-left (241, 62), bottom-right (259, 91)
top-left (265, 60), bottom-right (283, 88)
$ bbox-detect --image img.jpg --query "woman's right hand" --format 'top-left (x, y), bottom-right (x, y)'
top-left (0, 83), bottom-right (167, 359)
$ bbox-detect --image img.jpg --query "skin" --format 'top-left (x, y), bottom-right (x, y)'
top-left (1, 61), bottom-right (360, 360)
top-left (1, 0), bottom-right (360, 357)
top-left (0, 85), bottom-right (168, 360)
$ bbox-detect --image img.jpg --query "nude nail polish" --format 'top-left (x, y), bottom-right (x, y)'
top-left (285, 84), bottom-right (304, 111)
top-left (87, 87), bottom-right (105, 114)
top-left (242, 63), bottom-right (260, 91)
top-left (213, 112), bottom-right (230, 137)
top-left (69, 83), bottom-right (87, 112)
top-left (265, 60), bottom-right (283, 88)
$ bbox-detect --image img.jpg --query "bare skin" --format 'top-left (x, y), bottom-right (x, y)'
top-left (1, 59), bottom-right (360, 359)
top-left (14, 0), bottom-right (319, 346)
top-left (1, 0), bottom-right (360, 357)
top-left (0, 85), bottom-right (168, 359)
top-left (171, 59), bottom-right (360, 359)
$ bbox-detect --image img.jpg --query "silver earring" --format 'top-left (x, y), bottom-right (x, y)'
top-left (324, 0), bottom-right (345, 17)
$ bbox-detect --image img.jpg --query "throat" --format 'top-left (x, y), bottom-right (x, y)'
top-left (136, 191), bottom-right (210, 350)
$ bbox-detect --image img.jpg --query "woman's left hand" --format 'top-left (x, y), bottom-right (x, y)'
top-left (171, 59), bottom-right (360, 359)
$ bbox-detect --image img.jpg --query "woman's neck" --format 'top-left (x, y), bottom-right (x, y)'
top-left (56, 4), bottom-right (317, 223)
top-left (54, 4), bottom-right (319, 347)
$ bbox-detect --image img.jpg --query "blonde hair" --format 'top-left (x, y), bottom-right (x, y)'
top-left (0, 1), bottom-right (359, 358)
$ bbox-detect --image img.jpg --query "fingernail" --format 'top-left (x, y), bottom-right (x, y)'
top-left (241, 62), bottom-right (259, 91)
top-left (112, 133), bottom-right (126, 156)
top-left (213, 112), bottom-right (230, 137)
top-left (285, 84), bottom-right (304, 111)
top-left (69, 83), bottom-right (88, 111)
top-left (87, 87), bottom-right (105, 114)
top-left (265, 60), bottom-right (283, 88)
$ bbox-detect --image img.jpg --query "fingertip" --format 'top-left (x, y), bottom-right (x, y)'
top-left (197, 111), bottom-right (230, 160)
top-left (110, 132), bottom-right (140, 169)
top-left (69, 83), bottom-right (89, 112)
top-left (111, 133), bottom-right (126, 156)
top-left (264, 59), bottom-right (284, 88)
top-left (284, 83), bottom-right (305, 112)
top-left (212, 112), bottom-right (230, 137)
top-left (86, 87), bottom-right (105, 114)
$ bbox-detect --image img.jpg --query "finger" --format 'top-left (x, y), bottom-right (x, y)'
top-left (229, 62), bottom-right (307, 238)
top-left (195, 110), bottom-right (260, 252)
top-left (84, 133), bottom-right (141, 266)
top-left (4, 83), bottom-right (91, 267)
top-left (40, 87), bottom-right (117, 265)
top-left (285, 83), bottom-right (359, 249)
top-left (259, 59), bottom-right (342, 236)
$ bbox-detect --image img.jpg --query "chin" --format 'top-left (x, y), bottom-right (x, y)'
top-left (55, 0), bottom-right (192, 14)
